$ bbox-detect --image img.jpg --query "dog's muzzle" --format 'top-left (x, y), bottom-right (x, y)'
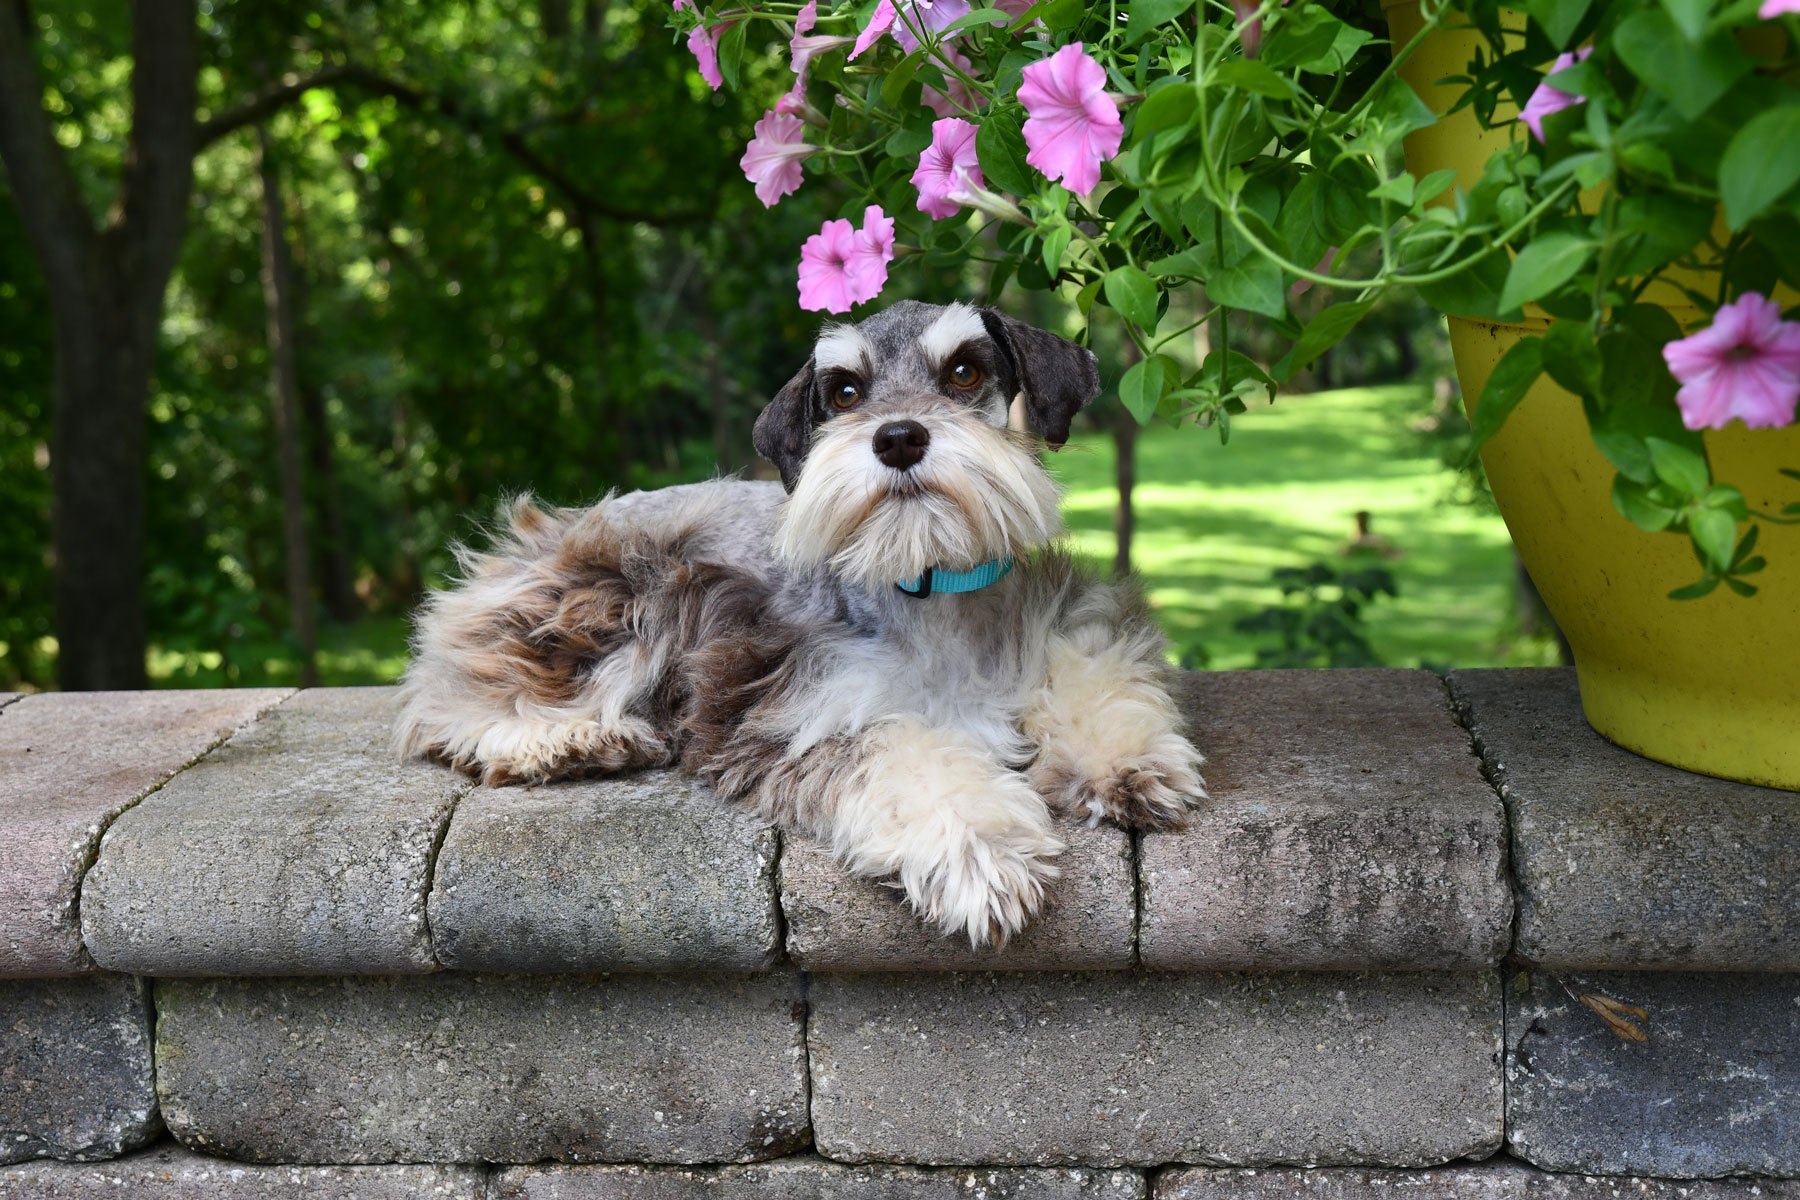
top-left (872, 419), bottom-right (930, 471)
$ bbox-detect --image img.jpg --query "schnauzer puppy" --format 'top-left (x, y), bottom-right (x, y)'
top-left (395, 300), bottom-right (1206, 946)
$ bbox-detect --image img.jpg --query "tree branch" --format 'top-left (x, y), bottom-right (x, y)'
top-left (199, 61), bottom-right (717, 227)
top-left (0, 0), bottom-right (99, 308)
top-left (194, 64), bottom-right (359, 151)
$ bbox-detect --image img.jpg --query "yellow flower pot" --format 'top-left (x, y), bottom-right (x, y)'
top-left (1384, 6), bottom-right (1800, 790)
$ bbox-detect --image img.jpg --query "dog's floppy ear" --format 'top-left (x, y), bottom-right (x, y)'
top-left (979, 310), bottom-right (1100, 447)
top-left (753, 358), bottom-right (817, 491)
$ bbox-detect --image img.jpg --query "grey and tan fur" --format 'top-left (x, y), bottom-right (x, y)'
top-left (395, 300), bottom-right (1207, 946)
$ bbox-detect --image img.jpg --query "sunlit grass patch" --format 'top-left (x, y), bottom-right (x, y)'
top-left (1051, 384), bottom-right (1561, 669)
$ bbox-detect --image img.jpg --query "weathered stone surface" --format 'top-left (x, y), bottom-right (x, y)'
top-left (1451, 668), bottom-right (1800, 970)
top-left (1142, 671), bottom-right (1509, 971)
top-left (1506, 968), bottom-right (1800, 1178)
top-left (1156, 1160), bottom-right (1800, 1198)
top-left (0, 975), bottom-right (160, 1164)
top-left (82, 688), bottom-right (467, 976)
top-left (0, 694), bottom-right (20, 712)
top-left (430, 772), bottom-right (779, 973)
top-left (155, 971), bottom-right (809, 1164)
top-left (782, 822), bottom-right (1133, 971)
top-left (0, 1145), bottom-right (485, 1197)
top-left (808, 970), bottom-right (1501, 1167)
top-left (0, 689), bottom-right (286, 977)
top-left (495, 1158), bottom-right (1146, 1198)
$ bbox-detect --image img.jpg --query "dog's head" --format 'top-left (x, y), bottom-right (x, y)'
top-left (754, 300), bottom-right (1100, 589)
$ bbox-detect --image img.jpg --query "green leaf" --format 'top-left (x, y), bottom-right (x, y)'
top-left (1612, 476), bottom-right (1677, 532)
top-left (1119, 355), bottom-right (1173, 422)
top-left (1465, 336), bottom-right (1545, 462)
top-left (937, 6), bottom-right (1009, 36)
top-left (1365, 77), bottom-right (1438, 146)
top-left (885, 122), bottom-right (932, 158)
top-left (1720, 106), bottom-right (1800, 232)
top-left (1415, 168), bottom-right (1458, 206)
top-left (881, 50), bottom-right (925, 108)
top-left (1659, 0), bottom-right (1710, 42)
top-left (1498, 234), bottom-right (1593, 313)
top-left (1131, 84), bottom-right (1197, 146)
top-left (1690, 507), bottom-right (1738, 573)
top-left (1148, 246), bottom-right (1209, 278)
top-left (1042, 225), bottom-right (1072, 277)
top-left (1614, 10), bottom-right (1753, 120)
top-left (715, 20), bottom-right (748, 89)
top-left (1213, 59), bottom-right (1298, 100)
top-left (1646, 437), bottom-right (1711, 497)
top-left (1017, 0), bottom-right (1084, 31)
top-left (1540, 320), bottom-right (1602, 397)
top-left (1668, 575), bottom-right (1721, 600)
top-left (1207, 256), bottom-right (1287, 319)
top-left (1274, 301), bottom-right (1374, 382)
top-left (1528, 0), bottom-right (1591, 48)
top-left (1104, 265), bottom-right (1161, 331)
top-left (1415, 252), bottom-right (1509, 320)
top-left (1126, 0), bottom-right (1192, 44)
top-left (976, 108), bottom-right (1035, 196)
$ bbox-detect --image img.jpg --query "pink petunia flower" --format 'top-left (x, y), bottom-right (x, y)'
top-left (1018, 43), bottom-right (1123, 197)
top-left (923, 47), bottom-right (984, 117)
top-left (852, 0), bottom-right (978, 58)
top-left (790, 1), bottom-right (854, 86)
top-left (912, 118), bottom-right (984, 219)
top-left (798, 206), bottom-right (895, 313)
top-left (673, 0), bottom-right (729, 90)
top-left (850, 0), bottom-right (897, 58)
top-left (947, 166), bottom-right (1030, 224)
top-left (1663, 292), bottom-right (1800, 430)
top-left (741, 110), bottom-right (817, 208)
top-left (1519, 47), bottom-right (1592, 142)
top-left (892, 0), bottom-right (971, 52)
top-left (1760, 0), bottom-right (1800, 15)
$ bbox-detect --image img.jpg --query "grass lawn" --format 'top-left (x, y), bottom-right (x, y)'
top-left (1050, 384), bottom-right (1562, 670)
top-left (146, 383), bottom-right (1557, 687)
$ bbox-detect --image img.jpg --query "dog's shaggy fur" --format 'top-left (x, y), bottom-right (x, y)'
top-left (396, 301), bottom-right (1206, 946)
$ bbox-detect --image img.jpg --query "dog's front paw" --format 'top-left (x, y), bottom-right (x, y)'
top-left (471, 716), bottom-right (671, 786)
top-left (900, 823), bottom-right (1065, 949)
top-left (1038, 733), bottom-right (1208, 832)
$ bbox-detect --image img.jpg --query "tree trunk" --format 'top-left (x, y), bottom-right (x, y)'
top-left (0, 0), bottom-right (198, 689)
top-left (257, 124), bottom-right (318, 684)
top-left (1112, 340), bottom-right (1141, 579)
top-left (303, 383), bottom-right (359, 623)
top-left (1112, 402), bottom-right (1138, 579)
top-left (50, 296), bottom-right (153, 689)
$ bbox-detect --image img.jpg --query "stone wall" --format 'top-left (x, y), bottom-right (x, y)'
top-left (1, 669), bottom-right (1795, 1196)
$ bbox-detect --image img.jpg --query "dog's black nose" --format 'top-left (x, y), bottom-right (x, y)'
top-left (872, 420), bottom-right (930, 471)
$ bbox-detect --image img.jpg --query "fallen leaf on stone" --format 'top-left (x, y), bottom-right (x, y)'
top-left (1576, 991), bottom-right (1649, 1043)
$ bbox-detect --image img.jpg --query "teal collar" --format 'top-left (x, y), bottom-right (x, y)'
top-left (896, 557), bottom-right (1014, 599)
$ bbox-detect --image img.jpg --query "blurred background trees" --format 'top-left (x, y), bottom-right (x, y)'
top-left (0, 0), bottom-right (1556, 691)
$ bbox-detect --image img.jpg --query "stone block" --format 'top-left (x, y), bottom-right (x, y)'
top-left (0, 975), bottom-right (160, 1164)
top-left (0, 1145), bottom-right (485, 1198)
top-left (1155, 1160), bottom-right (1800, 1198)
top-left (430, 772), bottom-right (779, 973)
top-left (808, 970), bottom-right (1501, 1167)
top-left (1451, 668), bottom-right (1800, 970)
top-left (82, 688), bottom-right (467, 976)
top-left (494, 1158), bottom-right (1146, 1199)
top-left (0, 695), bottom-right (19, 712)
top-left (1141, 671), bottom-right (1509, 971)
top-left (781, 822), bottom-right (1133, 971)
top-left (1506, 968), bottom-right (1800, 1178)
top-left (154, 971), bottom-right (808, 1164)
top-left (0, 689), bottom-right (286, 976)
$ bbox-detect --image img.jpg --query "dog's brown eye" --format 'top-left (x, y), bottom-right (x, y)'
top-left (949, 363), bottom-right (982, 389)
top-left (831, 382), bottom-right (862, 410)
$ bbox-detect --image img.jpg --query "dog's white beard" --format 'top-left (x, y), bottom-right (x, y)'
top-left (773, 407), bottom-right (1063, 589)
